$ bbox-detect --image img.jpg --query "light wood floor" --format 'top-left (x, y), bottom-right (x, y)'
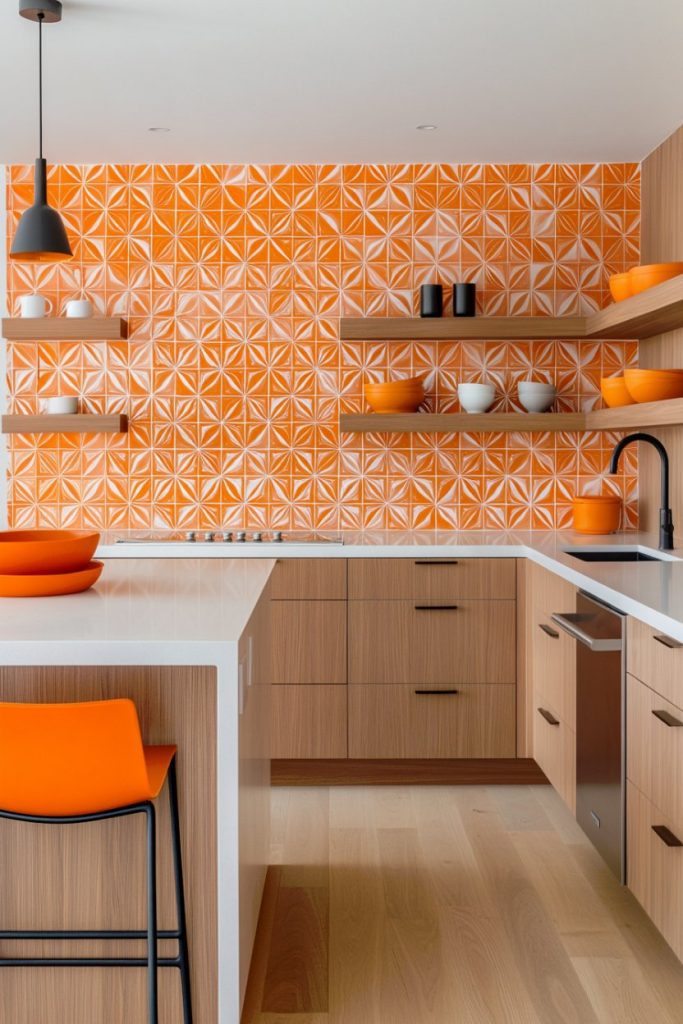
top-left (242, 784), bottom-right (683, 1024)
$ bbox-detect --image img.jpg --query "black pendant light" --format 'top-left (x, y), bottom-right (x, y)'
top-left (10, 0), bottom-right (72, 262)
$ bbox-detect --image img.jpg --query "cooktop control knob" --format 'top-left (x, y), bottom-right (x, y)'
top-left (221, 531), bottom-right (232, 542)
top-left (253, 532), bottom-right (262, 542)
top-left (205, 531), bottom-right (215, 542)
top-left (273, 531), bottom-right (283, 542)
top-left (236, 531), bottom-right (246, 542)
top-left (185, 531), bottom-right (196, 543)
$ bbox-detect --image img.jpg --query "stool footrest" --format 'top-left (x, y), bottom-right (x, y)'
top-left (0, 929), bottom-right (180, 940)
top-left (0, 957), bottom-right (182, 968)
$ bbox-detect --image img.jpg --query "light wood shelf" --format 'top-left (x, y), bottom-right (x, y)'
top-left (585, 398), bottom-right (683, 430)
top-left (340, 275), bottom-right (683, 342)
top-left (1, 414), bottom-right (129, 435)
top-left (1, 317), bottom-right (128, 341)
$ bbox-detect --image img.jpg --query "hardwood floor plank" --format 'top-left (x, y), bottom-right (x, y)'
top-left (262, 884), bottom-right (329, 1014)
top-left (572, 956), bottom-right (680, 1024)
top-left (241, 867), bottom-right (283, 1024)
top-left (279, 787), bottom-right (330, 888)
top-left (491, 784), bottom-right (554, 832)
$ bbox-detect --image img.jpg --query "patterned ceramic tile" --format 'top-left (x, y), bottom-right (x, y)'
top-left (5, 162), bottom-right (640, 531)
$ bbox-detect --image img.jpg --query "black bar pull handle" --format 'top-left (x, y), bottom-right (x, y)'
top-left (414, 559), bottom-right (459, 566)
top-left (414, 604), bottom-right (459, 611)
top-left (653, 634), bottom-right (683, 650)
top-left (539, 623), bottom-right (560, 639)
top-left (537, 707), bottom-right (560, 727)
top-left (652, 824), bottom-right (683, 848)
top-left (652, 708), bottom-right (683, 728)
top-left (414, 689), bottom-right (459, 696)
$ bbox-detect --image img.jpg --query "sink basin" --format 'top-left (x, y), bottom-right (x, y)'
top-left (564, 548), bottom-right (666, 563)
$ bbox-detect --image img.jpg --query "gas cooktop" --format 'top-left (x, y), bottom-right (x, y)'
top-left (116, 530), bottom-right (343, 545)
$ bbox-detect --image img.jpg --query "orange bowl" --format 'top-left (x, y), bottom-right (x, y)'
top-left (365, 376), bottom-right (426, 414)
top-left (623, 369), bottom-right (683, 404)
top-left (628, 262), bottom-right (683, 296)
top-left (0, 530), bottom-right (100, 575)
top-left (609, 272), bottom-right (632, 303)
top-left (0, 560), bottom-right (103, 598)
top-left (572, 496), bottom-right (622, 535)
top-left (600, 376), bottom-right (635, 408)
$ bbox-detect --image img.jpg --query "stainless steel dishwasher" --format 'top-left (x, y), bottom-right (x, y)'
top-left (551, 593), bottom-right (626, 882)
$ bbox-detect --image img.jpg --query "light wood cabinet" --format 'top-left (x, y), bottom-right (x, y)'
top-left (348, 599), bottom-right (516, 686)
top-left (532, 689), bottom-right (576, 813)
top-left (627, 615), bottom-right (683, 708)
top-left (269, 558), bottom-right (347, 600)
top-left (531, 605), bottom-right (576, 731)
top-left (627, 672), bottom-right (683, 829)
top-left (269, 601), bottom-right (346, 686)
top-left (348, 683), bottom-right (515, 759)
top-left (271, 686), bottom-right (347, 759)
top-left (627, 781), bottom-right (683, 962)
top-left (348, 557), bottom-right (516, 600)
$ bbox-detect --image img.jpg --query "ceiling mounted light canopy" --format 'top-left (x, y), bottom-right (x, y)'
top-left (10, 0), bottom-right (72, 263)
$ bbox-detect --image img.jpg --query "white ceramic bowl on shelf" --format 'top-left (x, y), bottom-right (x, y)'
top-left (458, 382), bottom-right (495, 414)
top-left (518, 380), bottom-right (557, 413)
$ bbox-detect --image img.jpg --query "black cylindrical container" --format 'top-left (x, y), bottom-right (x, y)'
top-left (420, 284), bottom-right (443, 318)
top-left (453, 282), bottom-right (476, 317)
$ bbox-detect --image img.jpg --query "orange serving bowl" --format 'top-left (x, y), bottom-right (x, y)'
top-left (609, 272), bottom-right (632, 303)
top-left (365, 376), bottom-right (426, 414)
top-left (623, 368), bottom-right (683, 404)
top-left (628, 262), bottom-right (683, 296)
top-left (0, 560), bottom-right (104, 598)
top-left (572, 496), bottom-right (622, 535)
top-left (0, 530), bottom-right (100, 575)
top-left (600, 376), bottom-right (636, 408)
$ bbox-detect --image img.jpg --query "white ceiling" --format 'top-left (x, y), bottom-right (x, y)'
top-left (0, 0), bottom-right (682, 166)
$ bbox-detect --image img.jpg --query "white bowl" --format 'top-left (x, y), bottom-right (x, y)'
top-left (458, 382), bottom-right (495, 414)
top-left (518, 383), bottom-right (557, 413)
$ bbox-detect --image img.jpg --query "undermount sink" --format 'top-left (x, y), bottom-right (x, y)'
top-left (564, 547), bottom-right (669, 563)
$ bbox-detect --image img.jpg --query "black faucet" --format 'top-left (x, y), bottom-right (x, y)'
top-left (608, 432), bottom-right (674, 551)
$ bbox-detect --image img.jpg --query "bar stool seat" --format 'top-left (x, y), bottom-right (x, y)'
top-left (0, 698), bottom-right (193, 1024)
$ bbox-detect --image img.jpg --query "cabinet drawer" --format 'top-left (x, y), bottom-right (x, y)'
top-left (528, 563), bottom-right (577, 617)
top-left (348, 683), bottom-right (515, 759)
top-left (628, 616), bottom-right (683, 708)
top-left (269, 601), bottom-right (346, 685)
top-left (348, 599), bottom-right (515, 685)
top-left (627, 672), bottom-right (683, 827)
top-left (531, 606), bottom-right (576, 730)
top-left (270, 558), bottom-right (346, 599)
top-left (348, 557), bottom-right (516, 600)
top-left (627, 781), bottom-right (683, 961)
top-left (532, 691), bottom-right (576, 813)
top-left (271, 685), bottom-right (347, 759)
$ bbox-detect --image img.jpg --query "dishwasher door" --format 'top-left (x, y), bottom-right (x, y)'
top-left (551, 593), bottom-right (625, 881)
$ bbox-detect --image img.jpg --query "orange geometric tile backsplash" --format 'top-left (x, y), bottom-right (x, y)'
top-left (5, 162), bottom-right (639, 531)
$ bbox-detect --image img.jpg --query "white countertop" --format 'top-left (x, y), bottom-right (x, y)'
top-left (0, 558), bottom-right (275, 665)
top-left (95, 529), bottom-right (683, 643)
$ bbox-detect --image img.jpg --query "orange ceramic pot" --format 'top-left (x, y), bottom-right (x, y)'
top-left (0, 530), bottom-right (100, 575)
top-left (623, 368), bottom-right (683, 404)
top-left (628, 262), bottom-right (683, 296)
top-left (608, 272), bottom-right (632, 303)
top-left (600, 376), bottom-right (635, 408)
top-left (572, 496), bottom-right (622, 535)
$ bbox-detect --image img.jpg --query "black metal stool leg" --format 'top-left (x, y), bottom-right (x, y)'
top-left (168, 757), bottom-right (193, 1024)
top-left (146, 803), bottom-right (159, 1024)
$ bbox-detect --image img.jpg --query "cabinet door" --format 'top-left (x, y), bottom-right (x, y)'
top-left (271, 686), bottom-right (347, 758)
top-left (627, 672), bottom-right (683, 828)
top-left (628, 616), bottom-right (683, 708)
top-left (270, 558), bottom-right (347, 600)
top-left (531, 606), bottom-right (576, 730)
top-left (348, 599), bottom-right (516, 685)
top-left (269, 601), bottom-right (346, 686)
top-left (348, 683), bottom-right (515, 759)
top-left (348, 557), bottom-right (516, 600)
top-left (532, 690), bottom-right (576, 813)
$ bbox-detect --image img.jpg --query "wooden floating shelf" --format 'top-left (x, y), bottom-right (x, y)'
top-left (341, 398), bottom-right (683, 434)
top-left (340, 275), bottom-right (683, 342)
top-left (1, 317), bottom-right (128, 341)
top-left (1, 414), bottom-right (129, 435)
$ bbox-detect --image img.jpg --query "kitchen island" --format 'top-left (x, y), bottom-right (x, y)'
top-left (0, 557), bottom-right (275, 1024)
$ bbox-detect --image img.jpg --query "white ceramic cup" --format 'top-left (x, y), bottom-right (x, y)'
top-left (20, 294), bottom-right (47, 318)
top-left (518, 380), bottom-right (557, 413)
top-left (46, 396), bottom-right (79, 415)
top-left (458, 382), bottom-right (496, 413)
top-left (66, 299), bottom-right (93, 318)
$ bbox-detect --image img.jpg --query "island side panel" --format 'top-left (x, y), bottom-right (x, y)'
top-left (0, 665), bottom-right (217, 1024)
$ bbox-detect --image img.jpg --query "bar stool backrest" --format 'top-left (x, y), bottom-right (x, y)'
top-left (0, 698), bottom-right (152, 816)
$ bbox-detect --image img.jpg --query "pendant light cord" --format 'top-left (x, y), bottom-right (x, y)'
top-left (38, 11), bottom-right (43, 159)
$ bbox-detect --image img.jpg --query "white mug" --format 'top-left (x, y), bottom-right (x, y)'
top-left (47, 396), bottom-right (79, 415)
top-left (66, 299), bottom-right (93, 318)
top-left (20, 294), bottom-right (47, 318)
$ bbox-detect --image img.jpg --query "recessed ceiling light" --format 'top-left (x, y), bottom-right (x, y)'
top-left (416, 124), bottom-right (438, 131)
top-left (148, 127), bottom-right (170, 133)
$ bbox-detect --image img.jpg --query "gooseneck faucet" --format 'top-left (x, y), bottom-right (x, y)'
top-left (609, 432), bottom-right (674, 550)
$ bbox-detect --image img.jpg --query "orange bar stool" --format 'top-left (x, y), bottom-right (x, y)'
top-left (0, 698), bottom-right (192, 1024)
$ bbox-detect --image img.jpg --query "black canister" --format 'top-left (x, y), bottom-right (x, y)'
top-left (420, 284), bottom-right (443, 318)
top-left (453, 282), bottom-right (476, 317)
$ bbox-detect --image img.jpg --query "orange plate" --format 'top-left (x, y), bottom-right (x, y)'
top-left (0, 530), bottom-right (100, 575)
top-left (0, 561), bottom-right (104, 598)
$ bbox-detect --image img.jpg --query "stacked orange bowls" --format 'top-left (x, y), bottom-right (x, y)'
top-left (609, 262), bottom-right (683, 302)
top-left (600, 376), bottom-right (635, 408)
top-left (364, 376), bottom-right (426, 414)
top-left (623, 368), bottom-right (683, 404)
top-left (0, 530), bottom-right (102, 597)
